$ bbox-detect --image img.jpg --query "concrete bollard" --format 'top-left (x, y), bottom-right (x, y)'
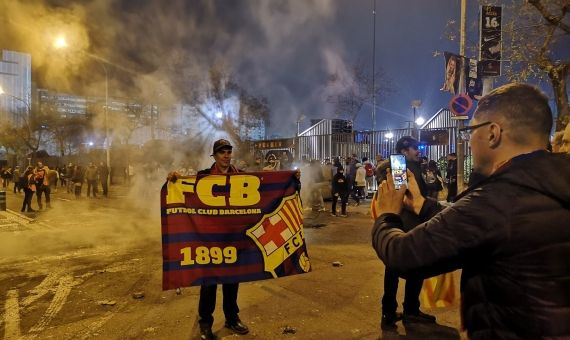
top-left (0, 190), bottom-right (5, 211)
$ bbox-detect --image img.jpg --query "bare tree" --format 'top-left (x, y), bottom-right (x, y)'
top-left (506, 0), bottom-right (570, 131)
top-left (326, 58), bottom-right (392, 122)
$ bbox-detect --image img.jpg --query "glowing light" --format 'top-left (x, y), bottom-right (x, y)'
top-left (385, 132), bottom-right (394, 139)
top-left (53, 36), bottom-right (68, 49)
top-left (0, 86), bottom-right (4, 95)
top-left (415, 117), bottom-right (425, 126)
top-left (215, 111), bottom-right (223, 119)
top-left (88, 142), bottom-right (94, 146)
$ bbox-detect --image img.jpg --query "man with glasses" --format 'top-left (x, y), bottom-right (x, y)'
top-left (379, 136), bottom-right (435, 329)
top-left (372, 83), bottom-right (570, 339)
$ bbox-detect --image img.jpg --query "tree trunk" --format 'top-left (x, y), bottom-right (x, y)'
top-left (549, 63), bottom-right (569, 131)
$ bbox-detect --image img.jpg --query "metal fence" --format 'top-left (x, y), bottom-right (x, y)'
top-left (298, 127), bottom-right (468, 159)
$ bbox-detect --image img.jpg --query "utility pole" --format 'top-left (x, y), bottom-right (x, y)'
top-left (371, 0), bottom-right (377, 159)
top-left (456, 0), bottom-right (467, 193)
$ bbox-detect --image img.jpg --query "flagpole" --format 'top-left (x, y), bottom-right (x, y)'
top-left (457, 0), bottom-right (467, 193)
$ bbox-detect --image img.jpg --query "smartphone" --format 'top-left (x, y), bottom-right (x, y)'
top-left (390, 154), bottom-right (407, 189)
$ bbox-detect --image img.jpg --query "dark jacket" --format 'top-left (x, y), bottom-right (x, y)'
top-left (372, 151), bottom-right (570, 339)
top-left (446, 159), bottom-right (457, 182)
top-left (98, 165), bottom-right (109, 179)
top-left (331, 172), bottom-right (349, 196)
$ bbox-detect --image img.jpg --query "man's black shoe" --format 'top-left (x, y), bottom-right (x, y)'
top-left (403, 310), bottom-right (436, 324)
top-left (199, 325), bottom-right (215, 340)
top-left (225, 319), bottom-right (249, 335)
top-left (381, 312), bottom-right (402, 330)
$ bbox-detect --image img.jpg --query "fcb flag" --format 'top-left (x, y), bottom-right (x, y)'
top-left (161, 171), bottom-right (311, 290)
top-left (420, 272), bottom-right (457, 308)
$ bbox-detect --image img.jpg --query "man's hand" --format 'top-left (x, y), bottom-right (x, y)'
top-left (403, 169), bottom-right (425, 215)
top-left (374, 169), bottom-right (407, 215)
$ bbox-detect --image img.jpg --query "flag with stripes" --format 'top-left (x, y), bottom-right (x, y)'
top-left (419, 272), bottom-right (457, 308)
top-left (161, 171), bottom-right (311, 290)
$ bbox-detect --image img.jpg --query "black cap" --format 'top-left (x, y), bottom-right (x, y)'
top-left (212, 139), bottom-right (233, 154)
top-left (395, 136), bottom-right (419, 152)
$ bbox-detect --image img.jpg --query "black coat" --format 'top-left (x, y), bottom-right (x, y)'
top-left (331, 173), bottom-right (349, 196)
top-left (372, 151), bottom-right (570, 339)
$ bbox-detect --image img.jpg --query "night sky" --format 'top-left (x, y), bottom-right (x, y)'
top-left (1, 0), bottom-right (568, 137)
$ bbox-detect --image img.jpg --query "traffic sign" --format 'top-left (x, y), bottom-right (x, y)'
top-left (449, 93), bottom-right (473, 120)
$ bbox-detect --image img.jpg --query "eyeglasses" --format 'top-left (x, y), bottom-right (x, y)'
top-left (459, 121), bottom-right (493, 141)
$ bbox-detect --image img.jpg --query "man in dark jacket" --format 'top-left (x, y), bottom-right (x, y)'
top-left (445, 153), bottom-right (458, 202)
top-left (98, 162), bottom-right (109, 197)
top-left (372, 83), bottom-right (570, 339)
top-left (379, 136), bottom-right (435, 329)
top-left (331, 167), bottom-right (349, 217)
top-left (170, 139), bottom-right (249, 340)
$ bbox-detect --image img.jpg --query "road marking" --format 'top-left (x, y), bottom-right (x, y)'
top-left (78, 312), bottom-right (116, 340)
top-left (4, 289), bottom-right (21, 340)
top-left (22, 270), bottom-right (64, 308)
top-left (27, 275), bottom-right (76, 337)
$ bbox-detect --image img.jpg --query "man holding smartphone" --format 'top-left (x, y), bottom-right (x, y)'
top-left (379, 136), bottom-right (435, 329)
top-left (372, 84), bottom-right (570, 339)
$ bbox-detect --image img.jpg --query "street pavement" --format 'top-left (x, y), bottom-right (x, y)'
top-left (0, 183), bottom-right (463, 339)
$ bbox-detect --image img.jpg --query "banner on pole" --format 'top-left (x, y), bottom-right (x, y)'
top-left (161, 171), bottom-right (311, 290)
top-left (466, 58), bottom-right (483, 100)
top-left (440, 52), bottom-right (461, 95)
top-left (480, 5), bottom-right (502, 76)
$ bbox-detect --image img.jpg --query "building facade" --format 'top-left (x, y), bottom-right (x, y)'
top-left (0, 50), bottom-right (32, 126)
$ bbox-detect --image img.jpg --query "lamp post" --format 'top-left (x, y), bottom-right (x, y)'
top-left (411, 100), bottom-right (422, 139)
top-left (54, 37), bottom-right (110, 190)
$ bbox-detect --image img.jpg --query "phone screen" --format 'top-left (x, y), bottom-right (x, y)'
top-left (390, 154), bottom-right (407, 189)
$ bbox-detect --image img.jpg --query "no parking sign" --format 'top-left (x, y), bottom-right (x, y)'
top-left (449, 94), bottom-right (472, 120)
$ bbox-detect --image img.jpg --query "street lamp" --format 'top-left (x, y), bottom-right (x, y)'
top-left (385, 132), bottom-right (394, 139)
top-left (54, 36), bottom-right (110, 189)
top-left (415, 117), bottom-right (425, 126)
top-left (411, 100), bottom-right (422, 139)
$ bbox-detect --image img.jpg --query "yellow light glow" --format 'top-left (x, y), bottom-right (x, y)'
top-left (54, 36), bottom-right (68, 49)
top-left (0, 86), bottom-right (4, 95)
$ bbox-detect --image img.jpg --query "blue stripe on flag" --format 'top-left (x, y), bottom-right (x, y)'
top-left (162, 232), bottom-right (248, 243)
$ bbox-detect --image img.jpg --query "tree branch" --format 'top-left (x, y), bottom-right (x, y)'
top-left (528, 0), bottom-right (570, 33)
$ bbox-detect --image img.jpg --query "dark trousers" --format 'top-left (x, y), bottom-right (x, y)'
top-left (382, 268), bottom-right (423, 315)
top-left (13, 182), bottom-right (21, 193)
top-left (447, 182), bottom-right (457, 202)
top-left (198, 283), bottom-right (240, 327)
top-left (87, 180), bottom-right (98, 197)
top-left (352, 185), bottom-right (365, 203)
top-left (21, 189), bottom-right (34, 211)
top-left (331, 194), bottom-right (347, 215)
top-left (74, 184), bottom-right (82, 198)
top-left (100, 177), bottom-right (108, 196)
top-left (36, 185), bottom-right (51, 208)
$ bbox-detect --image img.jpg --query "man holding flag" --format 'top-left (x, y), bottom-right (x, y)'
top-left (169, 139), bottom-right (249, 340)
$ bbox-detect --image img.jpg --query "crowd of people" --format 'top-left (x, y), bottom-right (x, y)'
top-left (0, 161), bottom-right (109, 212)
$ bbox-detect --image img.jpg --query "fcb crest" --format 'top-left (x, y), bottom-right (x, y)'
top-left (246, 193), bottom-right (311, 277)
